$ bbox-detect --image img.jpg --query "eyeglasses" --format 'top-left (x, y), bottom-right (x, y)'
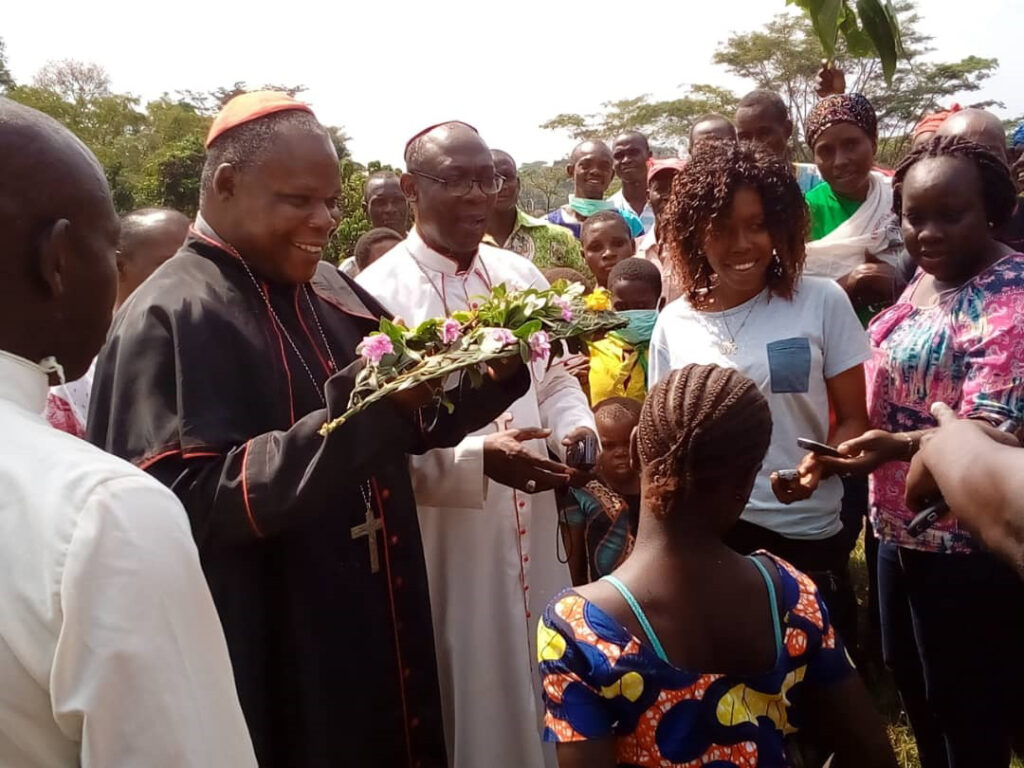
top-left (410, 171), bottom-right (504, 197)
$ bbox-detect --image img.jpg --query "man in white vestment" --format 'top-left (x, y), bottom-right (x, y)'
top-left (358, 121), bottom-right (597, 768)
top-left (0, 97), bottom-right (255, 767)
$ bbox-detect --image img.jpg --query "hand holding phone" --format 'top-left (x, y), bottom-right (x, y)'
top-left (796, 437), bottom-right (843, 458)
top-left (566, 433), bottom-right (600, 472)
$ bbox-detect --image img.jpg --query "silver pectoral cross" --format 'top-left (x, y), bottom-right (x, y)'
top-left (350, 503), bottom-right (384, 573)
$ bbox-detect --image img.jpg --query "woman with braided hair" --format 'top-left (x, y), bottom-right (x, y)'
top-left (537, 363), bottom-right (896, 768)
top-left (649, 139), bottom-right (870, 644)
top-left (815, 135), bottom-right (1024, 768)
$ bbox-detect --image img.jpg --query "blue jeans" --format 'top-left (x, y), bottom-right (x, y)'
top-left (877, 541), bottom-right (1024, 768)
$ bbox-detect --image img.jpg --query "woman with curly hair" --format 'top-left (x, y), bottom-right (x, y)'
top-left (815, 136), bottom-right (1024, 768)
top-left (648, 140), bottom-right (870, 643)
top-left (538, 364), bottom-right (896, 768)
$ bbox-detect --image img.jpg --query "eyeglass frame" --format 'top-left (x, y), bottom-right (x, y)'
top-left (409, 170), bottom-right (505, 197)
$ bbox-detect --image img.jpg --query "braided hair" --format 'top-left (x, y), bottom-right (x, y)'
top-left (638, 364), bottom-right (772, 517)
top-left (663, 139), bottom-right (808, 302)
top-left (893, 135), bottom-right (1017, 230)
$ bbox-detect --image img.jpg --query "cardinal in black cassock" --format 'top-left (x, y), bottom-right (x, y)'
top-left (88, 92), bottom-right (529, 768)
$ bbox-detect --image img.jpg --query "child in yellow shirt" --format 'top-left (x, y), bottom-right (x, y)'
top-left (587, 258), bottom-right (663, 404)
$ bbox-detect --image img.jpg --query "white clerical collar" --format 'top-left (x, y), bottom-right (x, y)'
top-left (0, 350), bottom-right (50, 416)
top-left (194, 212), bottom-right (233, 251)
top-left (405, 227), bottom-right (483, 277)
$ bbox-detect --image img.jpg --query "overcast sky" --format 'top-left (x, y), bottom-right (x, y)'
top-left (5, 0), bottom-right (1022, 166)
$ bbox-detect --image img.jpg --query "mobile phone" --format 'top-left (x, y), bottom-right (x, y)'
top-left (796, 437), bottom-right (843, 458)
top-left (566, 433), bottom-right (599, 472)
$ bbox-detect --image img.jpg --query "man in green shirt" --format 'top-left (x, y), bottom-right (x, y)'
top-left (485, 149), bottom-right (592, 278)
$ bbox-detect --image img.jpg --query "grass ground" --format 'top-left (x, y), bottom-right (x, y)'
top-left (847, 534), bottom-right (1024, 768)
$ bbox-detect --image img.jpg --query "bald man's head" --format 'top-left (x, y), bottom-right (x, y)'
top-left (0, 97), bottom-right (119, 381)
top-left (401, 121), bottom-right (497, 260)
top-left (937, 108), bottom-right (1008, 163)
top-left (490, 149), bottom-right (520, 214)
top-left (116, 208), bottom-right (190, 308)
top-left (568, 140), bottom-right (615, 199)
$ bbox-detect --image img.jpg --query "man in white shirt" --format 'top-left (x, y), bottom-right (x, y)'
top-left (610, 131), bottom-right (656, 231)
top-left (358, 121), bottom-right (598, 768)
top-left (0, 96), bottom-right (255, 767)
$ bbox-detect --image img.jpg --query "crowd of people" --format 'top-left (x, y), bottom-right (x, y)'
top-left (3, 70), bottom-right (1024, 768)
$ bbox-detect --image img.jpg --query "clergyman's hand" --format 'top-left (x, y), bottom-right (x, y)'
top-left (484, 427), bottom-right (572, 494)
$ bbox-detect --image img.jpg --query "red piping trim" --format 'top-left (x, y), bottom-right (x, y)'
top-left (240, 441), bottom-right (263, 538)
top-left (373, 477), bottom-right (415, 768)
top-left (136, 448), bottom-right (221, 471)
top-left (310, 283), bottom-right (378, 322)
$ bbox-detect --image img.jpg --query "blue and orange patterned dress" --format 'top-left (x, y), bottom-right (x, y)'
top-left (537, 553), bottom-right (853, 767)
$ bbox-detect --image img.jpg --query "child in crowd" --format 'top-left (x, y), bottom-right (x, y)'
top-left (587, 258), bottom-right (662, 405)
top-left (564, 397), bottom-right (642, 584)
top-left (539, 364), bottom-right (897, 768)
top-left (580, 210), bottom-right (636, 289)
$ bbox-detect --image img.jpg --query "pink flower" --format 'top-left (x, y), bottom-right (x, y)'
top-left (359, 333), bottom-right (393, 364)
top-left (481, 327), bottom-right (517, 352)
top-left (553, 296), bottom-right (574, 322)
top-left (441, 318), bottom-right (462, 344)
top-left (528, 331), bottom-right (551, 363)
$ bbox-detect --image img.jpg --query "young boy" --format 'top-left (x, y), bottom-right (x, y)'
top-left (580, 210), bottom-right (636, 289)
top-left (587, 257), bottom-right (663, 404)
top-left (564, 397), bottom-right (642, 584)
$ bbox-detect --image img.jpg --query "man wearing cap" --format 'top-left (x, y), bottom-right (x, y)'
top-left (358, 121), bottom-right (597, 768)
top-left (88, 93), bottom-right (530, 768)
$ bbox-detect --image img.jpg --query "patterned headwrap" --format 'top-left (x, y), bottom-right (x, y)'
top-left (804, 93), bottom-right (878, 149)
top-left (1012, 121), bottom-right (1024, 148)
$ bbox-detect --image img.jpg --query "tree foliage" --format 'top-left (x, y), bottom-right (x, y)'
top-left (0, 38), bottom-right (14, 92)
top-left (714, 2), bottom-right (998, 162)
top-left (4, 63), bottom-right (354, 219)
top-left (518, 161), bottom-right (572, 215)
top-left (540, 85), bottom-right (739, 153)
top-left (541, 2), bottom-right (998, 166)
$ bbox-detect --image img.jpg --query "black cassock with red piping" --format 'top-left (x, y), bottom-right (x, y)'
top-left (89, 234), bottom-right (529, 768)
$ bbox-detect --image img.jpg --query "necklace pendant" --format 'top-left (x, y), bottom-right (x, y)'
top-left (720, 340), bottom-right (738, 355)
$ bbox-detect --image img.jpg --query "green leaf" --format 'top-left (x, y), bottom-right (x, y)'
top-left (519, 340), bottom-right (531, 364)
top-left (857, 0), bottom-right (899, 83)
top-left (378, 318), bottom-right (406, 345)
top-left (466, 365), bottom-right (484, 389)
top-left (513, 319), bottom-right (542, 340)
top-left (809, 0), bottom-right (844, 59)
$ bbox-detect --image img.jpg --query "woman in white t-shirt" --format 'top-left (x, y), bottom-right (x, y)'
top-left (649, 139), bottom-right (870, 643)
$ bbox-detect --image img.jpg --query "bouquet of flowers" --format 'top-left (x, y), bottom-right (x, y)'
top-left (319, 282), bottom-right (622, 435)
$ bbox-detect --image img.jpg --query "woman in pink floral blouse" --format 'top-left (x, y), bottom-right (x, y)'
top-left (816, 136), bottom-right (1024, 768)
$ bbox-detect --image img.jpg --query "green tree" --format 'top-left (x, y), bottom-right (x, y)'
top-left (540, 85), bottom-right (739, 152)
top-left (518, 161), bottom-right (571, 215)
top-left (714, 2), bottom-right (998, 163)
top-left (0, 38), bottom-right (14, 92)
top-left (9, 63), bottom-right (149, 209)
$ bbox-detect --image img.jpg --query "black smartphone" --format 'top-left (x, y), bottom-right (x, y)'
top-left (796, 437), bottom-right (843, 458)
top-left (566, 433), bottom-right (600, 472)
